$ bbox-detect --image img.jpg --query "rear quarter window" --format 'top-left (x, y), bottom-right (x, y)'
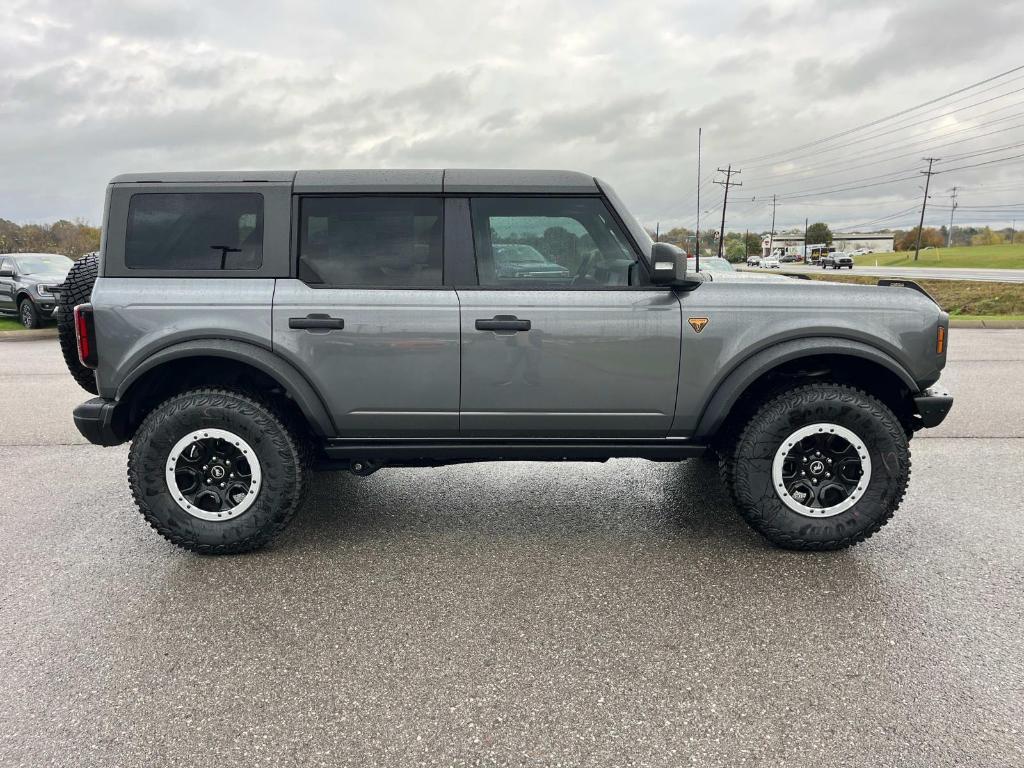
top-left (125, 193), bottom-right (264, 270)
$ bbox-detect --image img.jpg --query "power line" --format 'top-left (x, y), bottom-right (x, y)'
top-left (937, 140), bottom-right (1024, 164)
top-left (936, 201), bottom-right (1024, 208)
top-left (742, 100), bottom-right (1024, 194)
top-left (738, 64), bottom-right (1024, 165)
top-left (742, 115), bottom-right (1024, 188)
top-left (774, 174), bottom-right (920, 201)
top-left (742, 92), bottom-right (1024, 186)
top-left (833, 205), bottom-right (922, 233)
top-left (935, 150), bottom-right (1024, 175)
top-left (756, 147), bottom-right (1024, 205)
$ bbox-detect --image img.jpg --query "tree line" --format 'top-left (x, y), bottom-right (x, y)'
top-left (650, 227), bottom-right (762, 262)
top-left (0, 219), bottom-right (100, 260)
top-left (652, 222), bottom-right (1024, 260)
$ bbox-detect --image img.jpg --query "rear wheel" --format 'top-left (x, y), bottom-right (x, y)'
top-left (57, 253), bottom-right (99, 394)
top-left (128, 388), bottom-right (311, 554)
top-left (724, 382), bottom-right (910, 550)
top-left (19, 298), bottom-right (40, 329)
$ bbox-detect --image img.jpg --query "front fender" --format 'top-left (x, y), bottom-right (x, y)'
top-left (692, 337), bottom-right (919, 440)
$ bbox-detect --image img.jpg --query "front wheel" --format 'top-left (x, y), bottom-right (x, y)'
top-left (19, 299), bottom-right (40, 329)
top-left (128, 388), bottom-right (311, 554)
top-left (723, 383), bottom-right (910, 550)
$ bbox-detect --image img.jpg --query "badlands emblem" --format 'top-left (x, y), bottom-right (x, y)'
top-left (688, 317), bottom-right (709, 334)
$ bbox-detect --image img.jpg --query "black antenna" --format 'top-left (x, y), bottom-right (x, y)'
top-left (695, 128), bottom-right (702, 272)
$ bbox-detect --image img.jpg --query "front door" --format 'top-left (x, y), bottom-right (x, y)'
top-left (458, 196), bottom-right (681, 437)
top-left (272, 196), bottom-right (460, 437)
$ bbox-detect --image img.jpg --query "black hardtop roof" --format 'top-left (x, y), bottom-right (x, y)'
top-left (110, 169), bottom-right (599, 194)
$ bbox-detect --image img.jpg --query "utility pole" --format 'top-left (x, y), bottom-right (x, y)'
top-left (695, 128), bottom-right (702, 268)
top-left (915, 157), bottom-right (939, 261)
top-left (655, 222), bottom-right (660, 242)
top-left (714, 164), bottom-right (742, 259)
top-left (744, 228), bottom-right (749, 261)
top-left (768, 194), bottom-right (777, 260)
top-left (803, 217), bottom-right (808, 263)
top-left (946, 186), bottom-right (958, 248)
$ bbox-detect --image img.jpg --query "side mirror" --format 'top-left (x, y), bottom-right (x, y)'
top-left (0, 268), bottom-right (14, 278)
top-left (650, 242), bottom-right (687, 285)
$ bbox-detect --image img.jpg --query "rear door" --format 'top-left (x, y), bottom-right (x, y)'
top-left (272, 195), bottom-right (460, 437)
top-left (457, 196), bottom-right (681, 437)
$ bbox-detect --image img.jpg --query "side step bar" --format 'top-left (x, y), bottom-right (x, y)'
top-left (322, 438), bottom-right (707, 465)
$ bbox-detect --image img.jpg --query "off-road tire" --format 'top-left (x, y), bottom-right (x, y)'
top-left (57, 253), bottom-right (99, 394)
top-left (727, 382), bottom-right (910, 551)
top-left (128, 388), bottom-right (311, 554)
top-left (19, 298), bottom-right (40, 329)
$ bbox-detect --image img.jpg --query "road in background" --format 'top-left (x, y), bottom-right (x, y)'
top-left (1, 334), bottom-right (1022, 767)
top-left (740, 262), bottom-right (1024, 283)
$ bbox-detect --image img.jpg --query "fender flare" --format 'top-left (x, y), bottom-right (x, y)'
top-left (115, 338), bottom-right (336, 436)
top-left (693, 336), bottom-right (919, 440)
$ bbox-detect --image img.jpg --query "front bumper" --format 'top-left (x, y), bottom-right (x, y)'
top-left (913, 386), bottom-right (954, 429)
top-left (73, 397), bottom-right (127, 446)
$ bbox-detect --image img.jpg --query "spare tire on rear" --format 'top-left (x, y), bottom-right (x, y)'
top-left (57, 252), bottom-right (100, 395)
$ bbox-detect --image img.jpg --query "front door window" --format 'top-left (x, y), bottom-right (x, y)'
top-left (470, 197), bottom-right (638, 288)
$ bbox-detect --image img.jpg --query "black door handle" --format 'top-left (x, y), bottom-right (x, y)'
top-left (475, 315), bottom-right (531, 332)
top-left (289, 314), bottom-right (345, 331)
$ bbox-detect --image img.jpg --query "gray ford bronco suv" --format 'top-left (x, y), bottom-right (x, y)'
top-left (61, 169), bottom-right (952, 554)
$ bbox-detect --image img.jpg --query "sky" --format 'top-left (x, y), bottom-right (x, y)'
top-left (3, 0), bottom-right (1024, 235)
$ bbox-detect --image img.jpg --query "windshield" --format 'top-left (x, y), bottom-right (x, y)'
top-left (15, 255), bottom-right (73, 274)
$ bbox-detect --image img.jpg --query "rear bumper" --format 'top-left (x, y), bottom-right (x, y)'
top-left (913, 386), bottom-right (954, 429)
top-left (73, 397), bottom-right (127, 446)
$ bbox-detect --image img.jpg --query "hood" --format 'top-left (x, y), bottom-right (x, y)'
top-left (23, 269), bottom-right (71, 282)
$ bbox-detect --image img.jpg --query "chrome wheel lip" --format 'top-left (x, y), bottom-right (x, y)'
top-left (165, 428), bottom-right (262, 521)
top-left (771, 422), bottom-right (871, 518)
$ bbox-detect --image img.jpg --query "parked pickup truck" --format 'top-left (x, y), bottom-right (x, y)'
top-left (60, 169), bottom-right (952, 554)
top-left (821, 251), bottom-right (855, 269)
top-left (0, 252), bottom-right (72, 328)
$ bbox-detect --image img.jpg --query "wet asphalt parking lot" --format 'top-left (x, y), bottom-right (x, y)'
top-left (0, 331), bottom-right (1022, 767)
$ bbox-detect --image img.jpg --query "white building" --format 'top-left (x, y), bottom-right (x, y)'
top-left (761, 232), bottom-right (895, 258)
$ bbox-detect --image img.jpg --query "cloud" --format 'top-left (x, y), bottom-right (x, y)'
top-left (0, 0), bottom-right (1022, 235)
top-left (811, 0), bottom-right (1024, 95)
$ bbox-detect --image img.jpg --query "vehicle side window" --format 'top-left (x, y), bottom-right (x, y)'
top-left (0, 258), bottom-right (11, 274)
top-left (298, 197), bottom-right (443, 287)
top-left (125, 193), bottom-right (264, 270)
top-left (470, 197), bottom-right (637, 288)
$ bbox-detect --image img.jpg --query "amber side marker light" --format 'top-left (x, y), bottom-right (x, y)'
top-left (937, 326), bottom-right (946, 355)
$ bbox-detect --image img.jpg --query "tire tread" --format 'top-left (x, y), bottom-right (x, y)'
top-left (127, 387), bottom-right (311, 554)
top-left (727, 382), bottom-right (911, 551)
top-left (57, 253), bottom-right (100, 394)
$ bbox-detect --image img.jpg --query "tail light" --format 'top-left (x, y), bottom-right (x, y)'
top-left (74, 304), bottom-right (98, 368)
top-left (936, 325), bottom-right (946, 355)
